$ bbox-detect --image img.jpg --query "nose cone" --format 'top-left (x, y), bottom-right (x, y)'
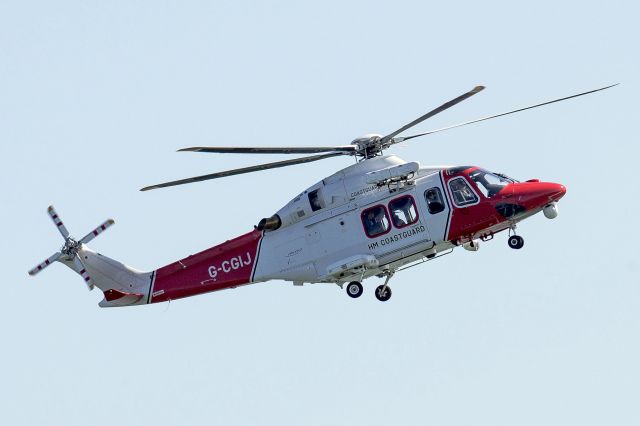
top-left (513, 182), bottom-right (567, 210)
top-left (548, 183), bottom-right (567, 202)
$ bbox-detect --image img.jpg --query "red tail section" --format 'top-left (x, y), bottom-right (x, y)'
top-left (149, 229), bottom-right (263, 303)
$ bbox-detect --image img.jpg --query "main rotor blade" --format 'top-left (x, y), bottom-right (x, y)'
top-left (399, 83), bottom-right (619, 142)
top-left (140, 152), bottom-right (346, 191)
top-left (381, 85), bottom-right (485, 144)
top-left (179, 146), bottom-right (357, 155)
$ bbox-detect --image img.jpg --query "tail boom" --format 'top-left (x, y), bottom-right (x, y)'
top-left (148, 229), bottom-right (263, 303)
top-left (30, 205), bottom-right (266, 307)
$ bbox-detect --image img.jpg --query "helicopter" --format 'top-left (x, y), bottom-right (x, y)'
top-left (28, 84), bottom-right (615, 306)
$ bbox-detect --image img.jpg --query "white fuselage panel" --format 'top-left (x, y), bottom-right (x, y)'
top-left (252, 156), bottom-right (452, 284)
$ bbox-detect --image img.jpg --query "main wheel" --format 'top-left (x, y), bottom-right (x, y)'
top-left (508, 235), bottom-right (524, 249)
top-left (346, 281), bottom-right (363, 298)
top-left (375, 285), bottom-right (392, 302)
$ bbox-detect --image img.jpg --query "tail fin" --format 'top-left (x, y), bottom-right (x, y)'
top-left (28, 205), bottom-right (151, 307)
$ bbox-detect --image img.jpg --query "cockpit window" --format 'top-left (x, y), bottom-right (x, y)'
top-left (388, 196), bottom-right (418, 228)
top-left (468, 169), bottom-right (511, 198)
top-left (424, 187), bottom-right (445, 214)
top-left (361, 205), bottom-right (390, 238)
top-left (448, 177), bottom-right (478, 206)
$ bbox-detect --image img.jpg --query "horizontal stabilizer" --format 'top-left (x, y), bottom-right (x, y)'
top-left (100, 289), bottom-right (144, 307)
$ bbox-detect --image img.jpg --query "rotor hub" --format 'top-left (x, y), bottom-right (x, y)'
top-left (351, 133), bottom-right (384, 158)
top-left (61, 237), bottom-right (80, 256)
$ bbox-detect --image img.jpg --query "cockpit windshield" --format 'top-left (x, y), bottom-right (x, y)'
top-left (468, 168), bottom-right (513, 198)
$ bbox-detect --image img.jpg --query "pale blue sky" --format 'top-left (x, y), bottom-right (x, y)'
top-left (1, 1), bottom-right (638, 425)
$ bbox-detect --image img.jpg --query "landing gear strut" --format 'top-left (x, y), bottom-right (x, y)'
top-left (346, 281), bottom-right (363, 298)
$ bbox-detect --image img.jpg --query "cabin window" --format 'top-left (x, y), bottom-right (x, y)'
top-left (388, 196), bottom-right (418, 228)
top-left (424, 187), bottom-right (445, 214)
top-left (308, 189), bottom-right (324, 212)
top-left (448, 177), bottom-right (478, 207)
top-left (361, 205), bottom-right (390, 238)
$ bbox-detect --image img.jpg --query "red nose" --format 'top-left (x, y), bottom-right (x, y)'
top-left (549, 183), bottom-right (567, 202)
top-left (513, 182), bottom-right (567, 209)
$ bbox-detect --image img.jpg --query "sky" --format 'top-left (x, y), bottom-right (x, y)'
top-left (1, 1), bottom-right (638, 425)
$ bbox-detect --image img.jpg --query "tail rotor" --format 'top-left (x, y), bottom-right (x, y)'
top-left (28, 205), bottom-right (115, 290)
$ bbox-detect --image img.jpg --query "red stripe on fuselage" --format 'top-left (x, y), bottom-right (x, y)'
top-left (441, 167), bottom-right (566, 243)
top-left (150, 229), bottom-right (263, 303)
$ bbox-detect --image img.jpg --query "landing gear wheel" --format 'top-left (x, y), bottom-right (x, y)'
top-left (508, 235), bottom-right (524, 249)
top-left (346, 281), bottom-right (363, 298)
top-left (375, 285), bottom-right (392, 302)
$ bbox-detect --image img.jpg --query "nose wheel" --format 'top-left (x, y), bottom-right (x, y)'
top-left (508, 235), bottom-right (524, 249)
top-left (346, 281), bottom-right (363, 298)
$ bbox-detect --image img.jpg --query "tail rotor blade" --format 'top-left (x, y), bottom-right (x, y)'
top-left (47, 206), bottom-right (70, 239)
top-left (28, 252), bottom-right (62, 276)
top-left (79, 219), bottom-right (115, 245)
top-left (72, 256), bottom-right (94, 290)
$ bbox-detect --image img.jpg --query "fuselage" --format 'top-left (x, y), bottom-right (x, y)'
top-left (141, 155), bottom-right (565, 304)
